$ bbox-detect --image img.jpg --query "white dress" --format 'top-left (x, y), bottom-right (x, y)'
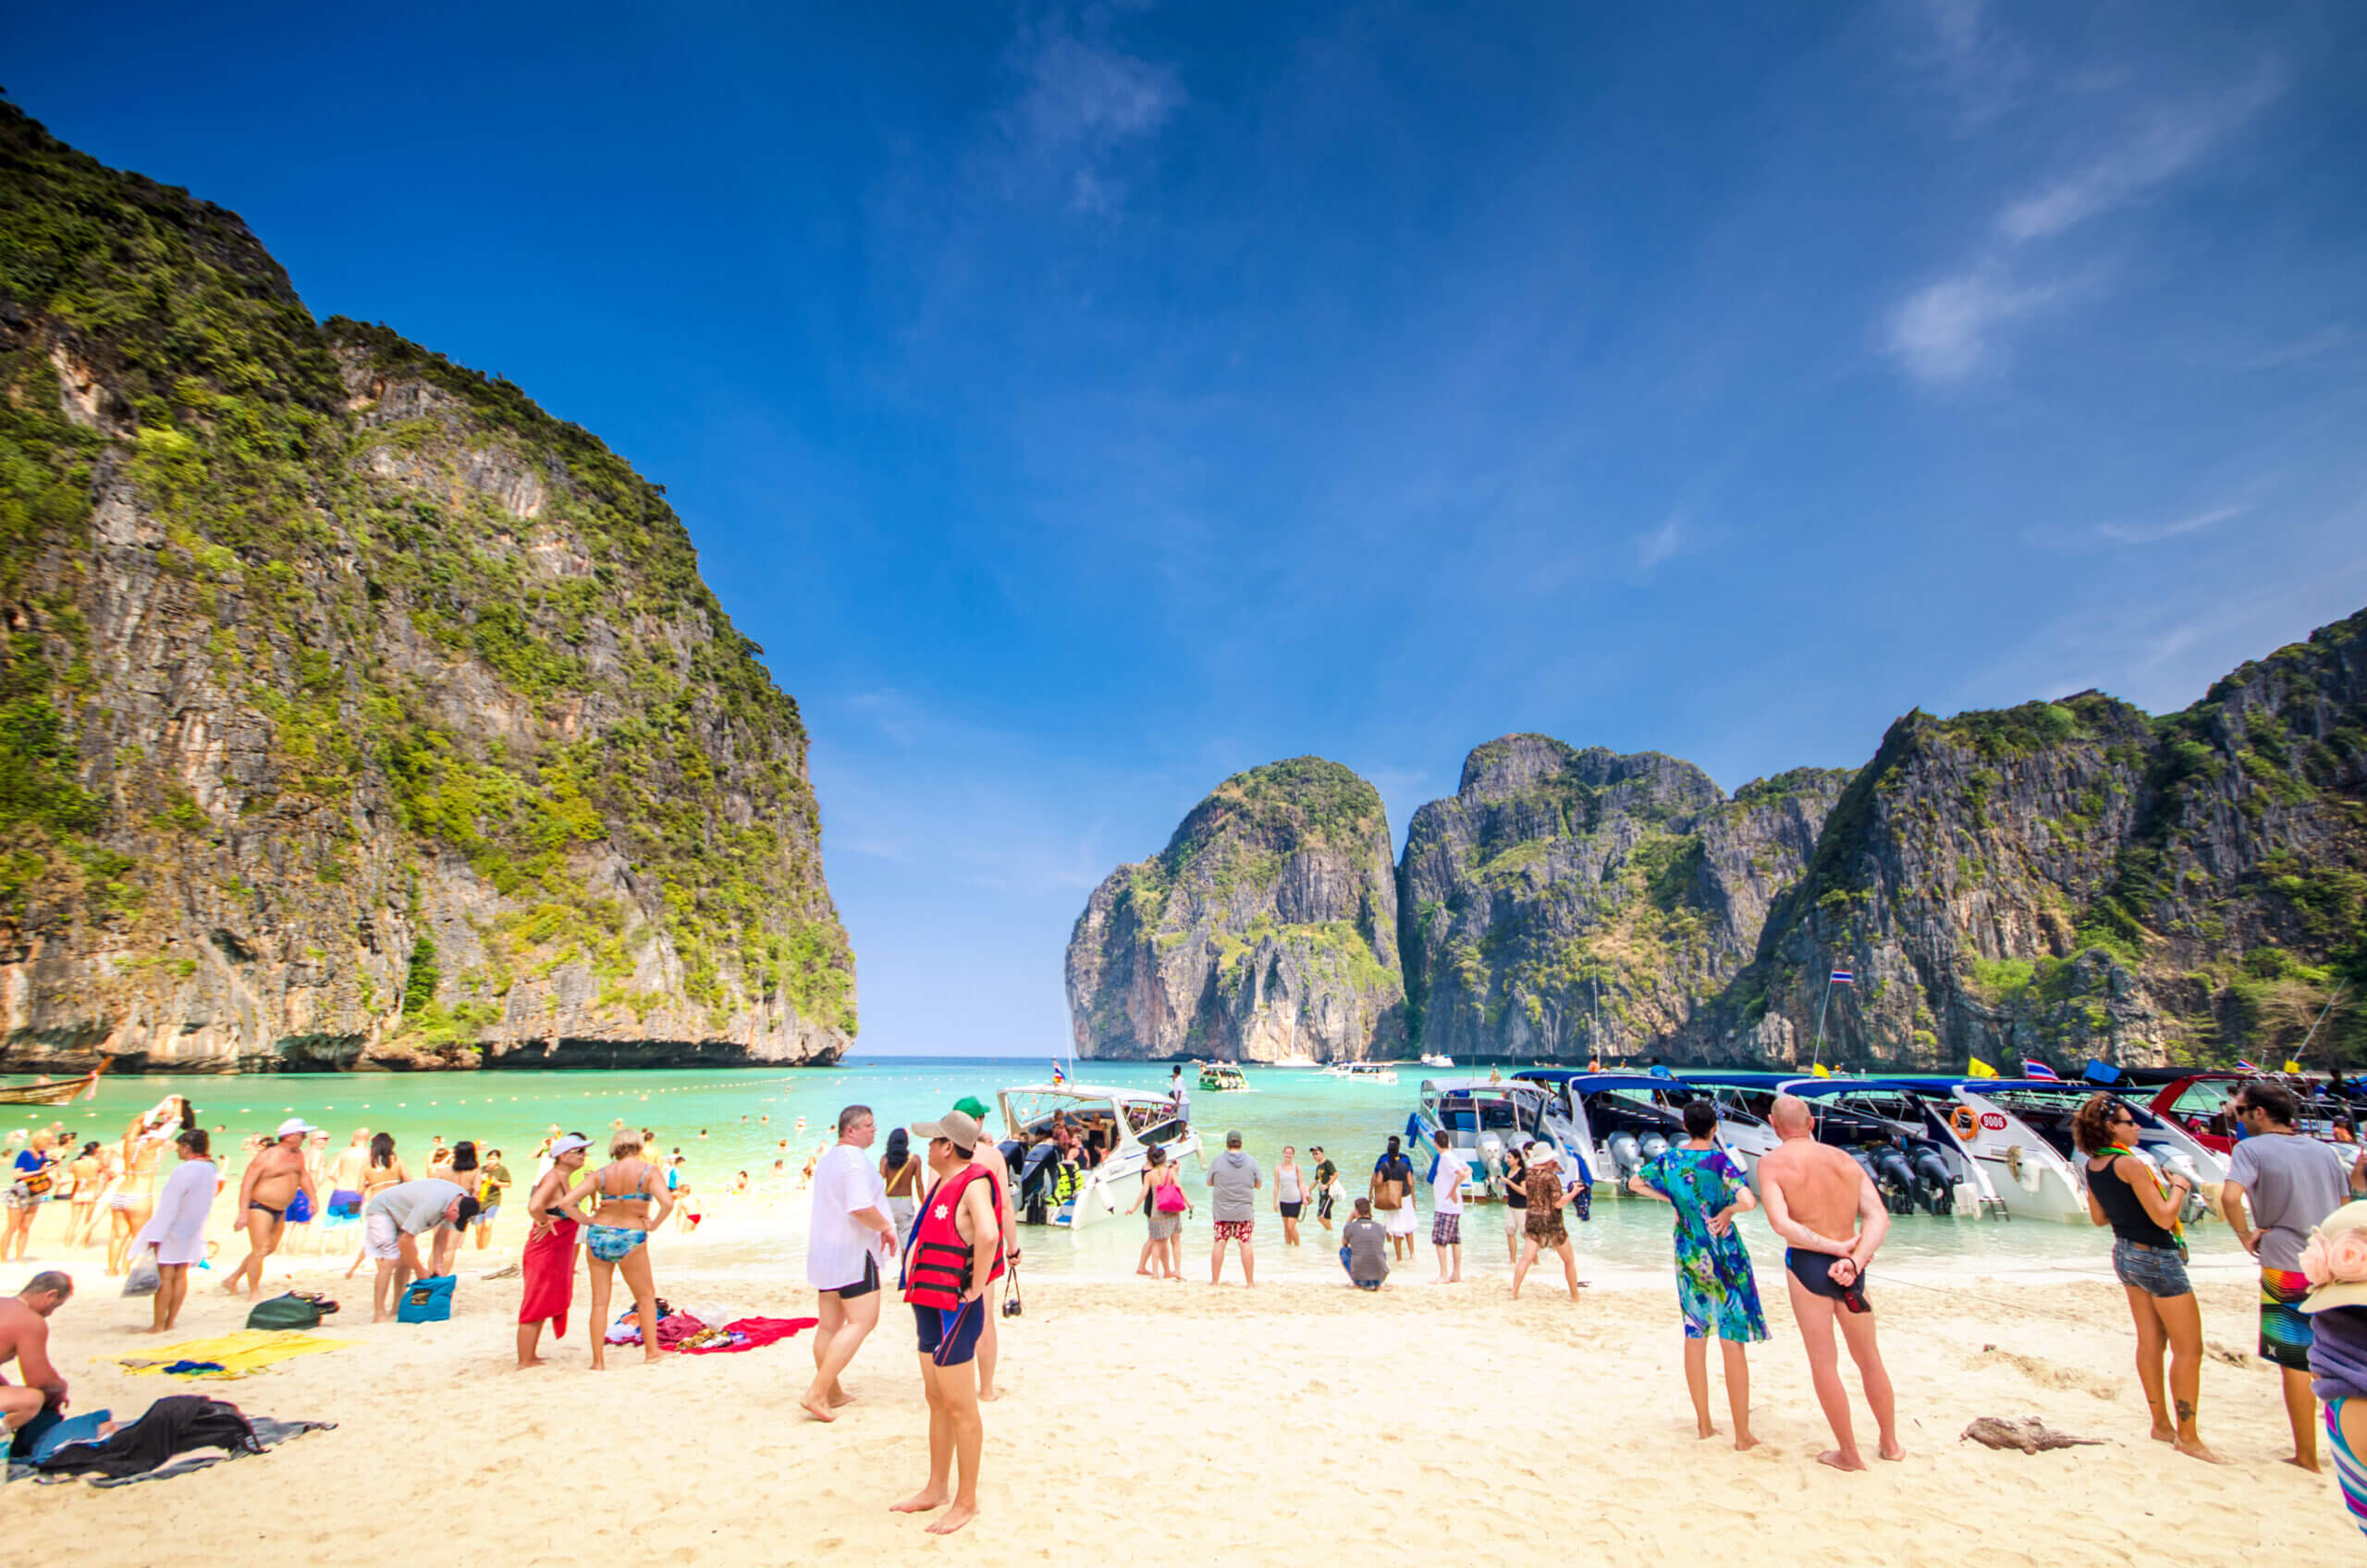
top-left (137, 1158), bottom-right (217, 1266)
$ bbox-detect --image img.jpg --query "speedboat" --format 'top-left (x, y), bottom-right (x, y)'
top-left (1512, 1071), bottom-right (1781, 1190)
top-left (1196, 1062), bottom-right (1247, 1092)
top-left (1858, 1078), bottom-right (2225, 1224)
top-left (1419, 1053), bottom-right (1454, 1069)
top-left (1694, 1074), bottom-right (2006, 1219)
top-left (993, 1083), bottom-right (1203, 1231)
top-left (1403, 1076), bottom-right (1563, 1199)
top-left (1325, 1062), bottom-right (1398, 1085)
top-left (2110, 1069), bottom-right (2358, 1157)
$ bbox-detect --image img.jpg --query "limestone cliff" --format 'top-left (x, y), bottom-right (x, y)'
top-left (1735, 610), bottom-right (2367, 1072)
top-left (1066, 757), bottom-right (1404, 1061)
top-left (0, 104), bottom-right (853, 1072)
top-left (1397, 736), bottom-right (1847, 1060)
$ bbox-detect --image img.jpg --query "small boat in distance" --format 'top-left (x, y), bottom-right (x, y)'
top-left (0, 1063), bottom-right (107, 1107)
top-left (1419, 1053), bottom-right (1454, 1069)
top-left (1196, 1062), bottom-right (1247, 1092)
top-left (1322, 1061), bottom-right (1397, 1085)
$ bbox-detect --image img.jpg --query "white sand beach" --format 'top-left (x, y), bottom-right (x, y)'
top-left (3, 1203), bottom-right (2355, 1564)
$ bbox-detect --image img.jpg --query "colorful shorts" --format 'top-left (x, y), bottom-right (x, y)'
top-left (1214, 1219), bottom-right (1254, 1242)
top-left (5, 1182), bottom-right (48, 1209)
top-left (2329, 1397), bottom-right (2367, 1540)
top-left (1431, 1213), bottom-right (1461, 1247)
top-left (2260, 1267), bottom-right (2314, 1370)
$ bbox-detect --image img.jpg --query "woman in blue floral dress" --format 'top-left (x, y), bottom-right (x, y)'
top-left (1629, 1099), bottom-right (1768, 1449)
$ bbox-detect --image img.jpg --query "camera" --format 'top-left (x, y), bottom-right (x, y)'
top-left (1001, 1293), bottom-right (1023, 1318)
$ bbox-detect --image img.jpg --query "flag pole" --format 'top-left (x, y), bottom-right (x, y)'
top-left (1811, 967), bottom-right (1834, 1072)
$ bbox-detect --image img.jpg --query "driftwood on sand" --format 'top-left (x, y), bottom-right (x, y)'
top-left (1960, 1416), bottom-right (2104, 1453)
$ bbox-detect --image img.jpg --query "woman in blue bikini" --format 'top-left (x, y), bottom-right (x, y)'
top-left (558, 1131), bottom-right (675, 1369)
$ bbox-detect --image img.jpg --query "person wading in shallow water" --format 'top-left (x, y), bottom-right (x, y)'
top-left (1756, 1094), bottom-right (1903, 1473)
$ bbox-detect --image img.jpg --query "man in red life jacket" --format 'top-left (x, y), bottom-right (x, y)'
top-left (890, 1109), bottom-right (1001, 1536)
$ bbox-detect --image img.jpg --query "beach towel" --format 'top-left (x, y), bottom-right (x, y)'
top-left (10, 1403), bottom-right (333, 1487)
top-left (518, 1216), bottom-right (578, 1338)
top-left (682, 1316), bottom-right (819, 1354)
top-left (116, 1329), bottom-right (357, 1380)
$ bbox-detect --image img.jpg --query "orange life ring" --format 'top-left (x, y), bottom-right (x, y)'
top-left (1951, 1105), bottom-right (1980, 1142)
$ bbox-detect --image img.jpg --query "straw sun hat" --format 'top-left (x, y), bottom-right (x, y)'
top-left (2300, 1198), bottom-right (2367, 1314)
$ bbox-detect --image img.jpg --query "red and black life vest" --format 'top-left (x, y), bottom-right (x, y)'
top-left (901, 1163), bottom-right (1005, 1308)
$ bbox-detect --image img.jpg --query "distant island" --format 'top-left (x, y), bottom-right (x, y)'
top-left (1067, 610), bottom-right (2367, 1073)
top-left (0, 106), bottom-right (853, 1073)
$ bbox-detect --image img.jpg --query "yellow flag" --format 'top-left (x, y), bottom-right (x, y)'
top-left (2285, 1059), bottom-right (2304, 1074)
top-left (1968, 1057), bottom-right (2000, 1079)
top-left (1810, 1062), bottom-right (1832, 1078)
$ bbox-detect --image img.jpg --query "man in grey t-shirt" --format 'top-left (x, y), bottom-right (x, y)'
top-left (1206, 1131), bottom-right (1261, 1287)
top-left (1340, 1197), bottom-right (1390, 1290)
top-left (2222, 1078), bottom-right (2352, 1471)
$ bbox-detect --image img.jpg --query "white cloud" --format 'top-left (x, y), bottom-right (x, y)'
top-left (1001, 30), bottom-right (1184, 213)
top-left (2096, 501), bottom-right (2251, 545)
top-left (2243, 324), bottom-right (2350, 372)
top-left (1881, 59), bottom-right (2283, 385)
top-left (1996, 68), bottom-right (2284, 242)
top-left (1637, 511), bottom-right (1686, 570)
top-left (1882, 272), bottom-right (2057, 383)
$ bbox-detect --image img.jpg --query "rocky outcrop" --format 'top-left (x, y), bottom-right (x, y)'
top-left (0, 105), bottom-right (853, 1072)
top-left (1735, 611), bottom-right (2367, 1072)
top-left (1066, 757), bottom-right (1404, 1061)
top-left (1397, 736), bottom-right (1847, 1060)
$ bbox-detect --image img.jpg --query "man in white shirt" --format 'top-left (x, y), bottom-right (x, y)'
top-left (803, 1104), bottom-right (892, 1423)
top-left (1429, 1130), bottom-right (1468, 1283)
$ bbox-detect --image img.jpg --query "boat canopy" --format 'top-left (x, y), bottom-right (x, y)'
top-left (1513, 1071), bottom-right (1702, 1096)
top-left (1000, 1084), bottom-right (1185, 1142)
top-left (1774, 1076), bottom-right (1954, 1099)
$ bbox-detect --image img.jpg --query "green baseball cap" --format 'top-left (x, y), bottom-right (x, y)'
top-left (954, 1096), bottom-right (991, 1120)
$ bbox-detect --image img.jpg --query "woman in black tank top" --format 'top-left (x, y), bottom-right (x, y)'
top-left (2072, 1093), bottom-right (2218, 1462)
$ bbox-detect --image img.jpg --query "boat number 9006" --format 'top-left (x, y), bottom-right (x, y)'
top-left (1980, 1111), bottom-right (2008, 1131)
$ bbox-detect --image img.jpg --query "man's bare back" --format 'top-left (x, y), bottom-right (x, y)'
top-left (328, 1141), bottom-right (370, 1192)
top-left (1757, 1139), bottom-right (1869, 1253)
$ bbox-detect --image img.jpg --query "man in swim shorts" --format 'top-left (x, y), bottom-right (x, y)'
top-left (225, 1119), bottom-right (318, 1300)
top-left (0, 1271), bottom-right (72, 1449)
top-left (325, 1129), bottom-right (371, 1222)
top-left (361, 1177), bottom-right (474, 1322)
top-left (803, 1105), bottom-right (893, 1423)
top-left (1756, 1094), bottom-right (1902, 1471)
top-left (892, 1109), bottom-right (1000, 1536)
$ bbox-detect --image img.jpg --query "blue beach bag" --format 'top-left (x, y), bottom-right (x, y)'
top-left (396, 1274), bottom-right (456, 1324)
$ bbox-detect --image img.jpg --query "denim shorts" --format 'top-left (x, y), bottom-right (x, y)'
top-left (2111, 1236), bottom-right (2189, 1297)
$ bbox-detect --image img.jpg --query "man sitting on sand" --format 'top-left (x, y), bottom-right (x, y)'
top-left (1340, 1197), bottom-right (1389, 1290)
top-left (225, 1118), bottom-right (318, 1299)
top-left (362, 1177), bottom-right (476, 1323)
top-left (893, 1108), bottom-right (1001, 1536)
top-left (0, 1271), bottom-right (71, 1447)
top-left (1756, 1093), bottom-right (1903, 1471)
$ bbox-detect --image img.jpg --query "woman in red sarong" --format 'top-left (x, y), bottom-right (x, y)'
top-left (518, 1133), bottom-right (594, 1367)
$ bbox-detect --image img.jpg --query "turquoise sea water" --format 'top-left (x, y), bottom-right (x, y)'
top-left (11, 1058), bottom-right (2249, 1283)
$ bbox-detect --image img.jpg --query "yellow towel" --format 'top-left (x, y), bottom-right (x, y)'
top-left (116, 1329), bottom-right (357, 1379)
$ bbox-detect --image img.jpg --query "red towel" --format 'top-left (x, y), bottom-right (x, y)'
top-left (517, 1219), bottom-right (579, 1338)
top-left (673, 1316), bottom-right (819, 1355)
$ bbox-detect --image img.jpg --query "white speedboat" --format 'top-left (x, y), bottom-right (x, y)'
top-left (1687, 1073), bottom-right (2006, 1219)
top-left (1404, 1076), bottom-right (1562, 1198)
top-left (1324, 1061), bottom-right (1397, 1085)
top-left (993, 1083), bottom-right (1203, 1231)
top-left (1419, 1053), bottom-right (1454, 1069)
top-left (1926, 1078), bottom-right (2226, 1224)
top-left (1512, 1071), bottom-right (1781, 1189)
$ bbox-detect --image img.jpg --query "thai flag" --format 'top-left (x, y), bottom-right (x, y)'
top-left (2021, 1060), bottom-right (2059, 1081)
top-left (1050, 1060), bottom-right (1066, 1084)
top-left (1830, 970), bottom-right (1855, 985)
top-left (2236, 1057), bottom-right (2263, 1072)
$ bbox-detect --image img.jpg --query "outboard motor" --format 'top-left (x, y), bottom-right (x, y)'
top-left (1906, 1140), bottom-right (1956, 1215)
top-left (1019, 1142), bottom-right (1061, 1224)
top-left (1638, 1133), bottom-right (1671, 1163)
top-left (1608, 1133), bottom-right (1645, 1180)
top-left (1870, 1145), bottom-right (1919, 1215)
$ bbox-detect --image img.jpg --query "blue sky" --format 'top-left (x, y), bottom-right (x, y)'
top-left (9, 2), bottom-right (2366, 1054)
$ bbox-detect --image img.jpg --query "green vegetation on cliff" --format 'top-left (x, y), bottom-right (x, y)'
top-left (0, 103), bottom-right (852, 1067)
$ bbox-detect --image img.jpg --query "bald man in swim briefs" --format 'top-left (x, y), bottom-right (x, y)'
top-left (1755, 1093), bottom-right (1905, 1472)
